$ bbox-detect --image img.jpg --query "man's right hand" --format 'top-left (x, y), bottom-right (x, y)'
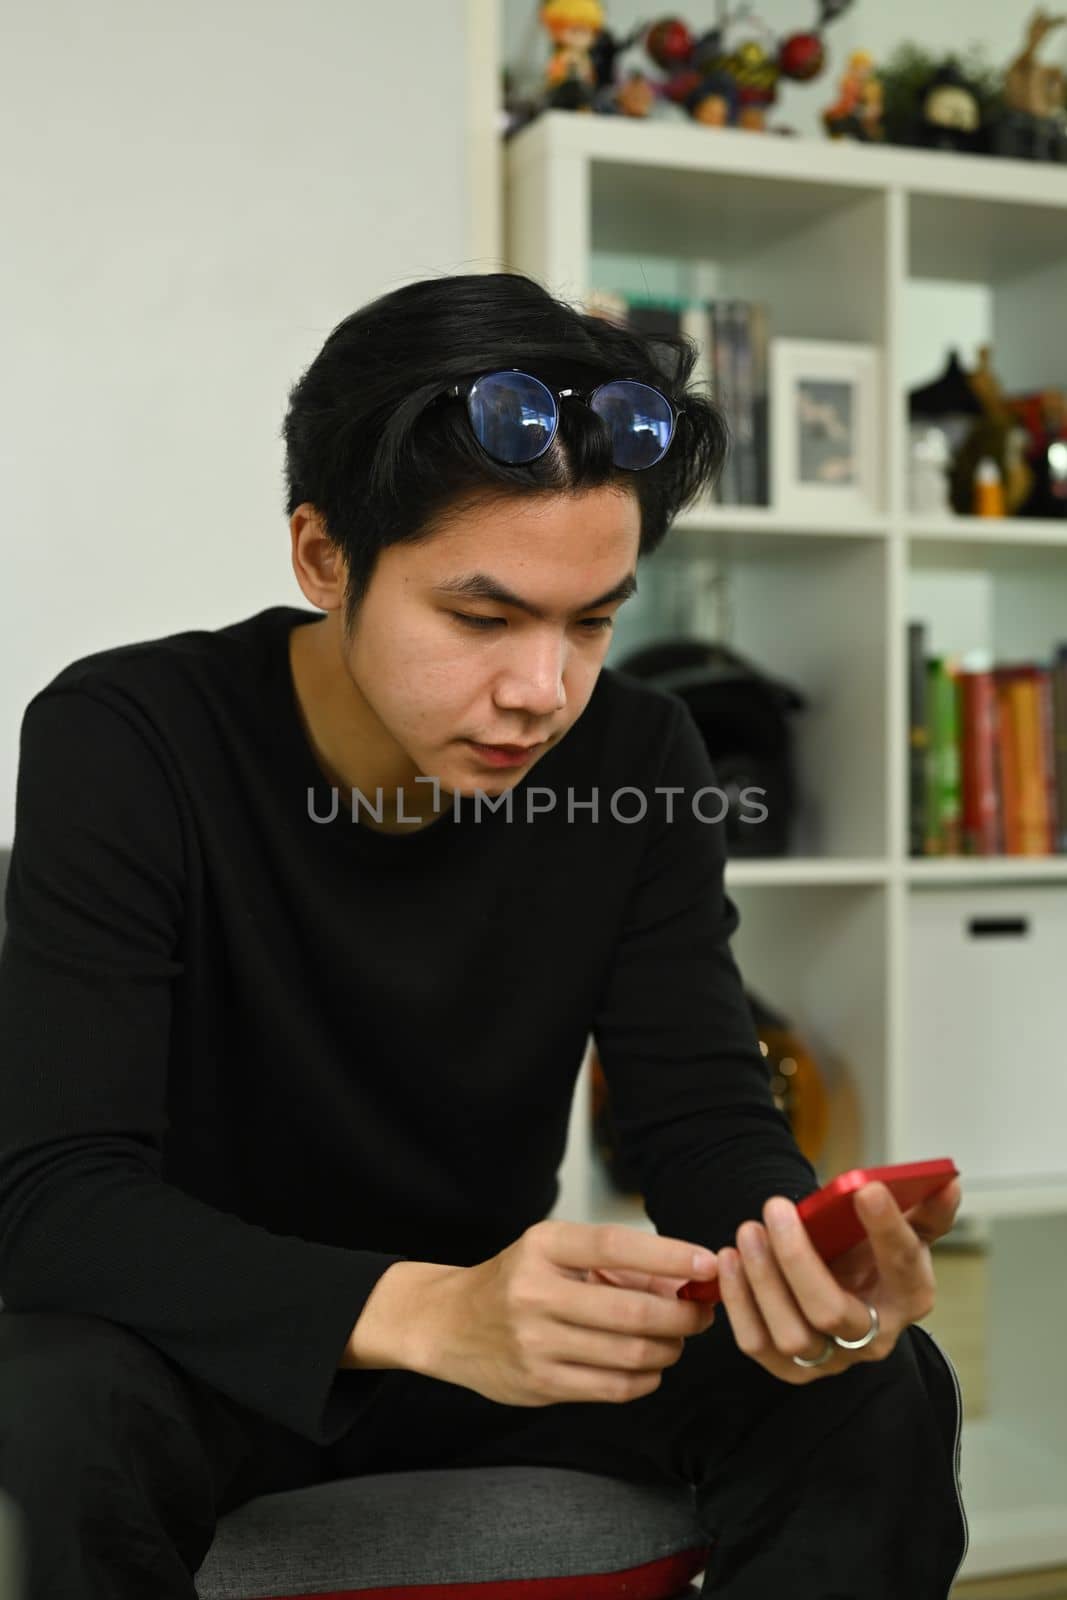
top-left (404, 1219), bottom-right (720, 1407)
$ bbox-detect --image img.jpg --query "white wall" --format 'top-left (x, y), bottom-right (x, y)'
top-left (0, 0), bottom-right (501, 841)
top-left (502, 0), bottom-right (1065, 142)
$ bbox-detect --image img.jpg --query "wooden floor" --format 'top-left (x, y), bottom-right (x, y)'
top-left (923, 1239), bottom-right (988, 1414)
top-left (923, 1242), bottom-right (1066, 1599)
top-left (952, 1572), bottom-right (1067, 1598)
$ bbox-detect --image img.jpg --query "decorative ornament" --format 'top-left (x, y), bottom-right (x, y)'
top-left (916, 58), bottom-right (986, 153)
top-left (685, 69), bottom-right (740, 126)
top-left (990, 8), bottom-right (1067, 162)
top-left (514, 0), bottom-right (860, 133)
top-left (747, 991), bottom-right (831, 1166)
top-left (645, 16), bottom-right (695, 69)
top-left (540, 0), bottom-right (605, 95)
top-left (611, 70), bottom-right (660, 118)
top-left (874, 40), bottom-right (1002, 149)
top-left (588, 19), bottom-right (648, 90)
top-left (645, 0), bottom-right (854, 133)
top-left (1006, 387), bottom-right (1067, 516)
top-left (822, 49), bottom-right (884, 141)
top-left (1004, 7), bottom-right (1066, 117)
top-left (778, 0), bottom-right (852, 82)
top-left (779, 29), bottom-right (826, 82)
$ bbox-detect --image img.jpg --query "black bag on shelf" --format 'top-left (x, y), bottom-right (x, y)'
top-left (615, 638), bottom-right (806, 858)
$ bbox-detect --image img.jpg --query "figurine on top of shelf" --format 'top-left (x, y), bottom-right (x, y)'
top-left (913, 58), bottom-right (987, 153)
top-left (876, 40), bottom-right (1003, 151)
top-left (540, 0), bottom-right (604, 93)
top-left (588, 13), bottom-right (662, 116)
top-left (645, 1), bottom-right (854, 133)
top-left (990, 8), bottom-right (1067, 162)
top-left (1005, 8), bottom-right (1066, 115)
top-left (588, 15), bottom-right (649, 91)
top-left (822, 50), bottom-right (885, 142)
top-left (539, 2), bottom-right (667, 119)
top-left (509, 0), bottom-right (857, 133)
top-left (914, 60), bottom-right (985, 151)
top-left (695, 16), bottom-right (780, 132)
top-left (685, 69), bottom-right (740, 126)
top-left (609, 69), bottom-right (660, 117)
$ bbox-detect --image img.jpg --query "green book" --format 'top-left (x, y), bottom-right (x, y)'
top-left (927, 657), bottom-right (962, 855)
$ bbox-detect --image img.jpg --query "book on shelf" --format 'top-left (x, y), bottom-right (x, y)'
top-left (999, 663), bottom-right (1057, 854)
top-left (729, 301), bottom-right (759, 506)
top-left (708, 299), bottom-right (737, 503)
top-left (908, 623), bottom-right (1067, 856)
top-left (931, 654), bottom-right (962, 855)
top-left (749, 302), bottom-right (770, 508)
top-left (703, 297), bottom-right (770, 508)
top-left (1054, 650), bottom-right (1067, 852)
top-left (907, 622), bottom-right (928, 858)
top-left (961, 665), bottom-right (999, 855)
top-left (582, 289), bottom-right (769, 507)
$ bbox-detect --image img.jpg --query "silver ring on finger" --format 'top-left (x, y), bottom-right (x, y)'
top-left (791, 1335), bottom-right (835, 1369)
top-left (833, 1301), bottom-right (880, 1350)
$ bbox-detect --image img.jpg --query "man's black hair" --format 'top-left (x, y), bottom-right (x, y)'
top-left (281, 270), bottom-right (729, 638)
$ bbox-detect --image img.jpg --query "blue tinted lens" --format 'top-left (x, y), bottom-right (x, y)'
top-left (589, 381), bottom-right (675, 469)
top-left (467, 371), bottom-right (558, 464)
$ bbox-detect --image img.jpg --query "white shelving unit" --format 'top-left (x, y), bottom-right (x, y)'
top-left (505, 111), bottom-right (1067, 1582)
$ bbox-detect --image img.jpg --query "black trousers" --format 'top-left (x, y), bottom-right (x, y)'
top-left (0, 1305), bottom-right (968, 1599)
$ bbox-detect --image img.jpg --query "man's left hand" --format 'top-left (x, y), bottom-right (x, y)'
top-left (716, 1177), bottom-right (963, 1384)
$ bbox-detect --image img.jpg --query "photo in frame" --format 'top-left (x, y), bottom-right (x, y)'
top-left (770, 339), bottom-right (881, 519)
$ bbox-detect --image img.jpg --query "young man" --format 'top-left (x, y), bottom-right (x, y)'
top-left (0, 272), bottom-right (966, 1598)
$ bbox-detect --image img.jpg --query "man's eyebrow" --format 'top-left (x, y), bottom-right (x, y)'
top-left (431, 571), bottom-right (638, 620)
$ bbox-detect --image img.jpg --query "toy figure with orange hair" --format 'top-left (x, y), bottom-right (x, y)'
top-left (822, 49), bottom-right (884, 141)
top-left (540, 0), bottom-right (605, 92)
top-left (823, 50), bottom-right (874, 118)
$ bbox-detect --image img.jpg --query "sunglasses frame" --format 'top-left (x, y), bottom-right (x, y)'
top-left (444, 367), bottom-right (680, 470)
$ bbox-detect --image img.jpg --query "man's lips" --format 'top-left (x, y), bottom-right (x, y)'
top-left (475, 742), bottom-right (543, 753)
top-left (469, 732), bottom-right (554, 750)
top-left (465, 738), bottom-right (550, 766)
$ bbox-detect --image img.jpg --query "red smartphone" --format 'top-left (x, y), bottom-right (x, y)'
top-left (676, 1157), bottom-right (960, 1305)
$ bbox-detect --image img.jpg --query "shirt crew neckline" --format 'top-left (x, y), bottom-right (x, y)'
top-left (271, 606), bottom-right (476, 860)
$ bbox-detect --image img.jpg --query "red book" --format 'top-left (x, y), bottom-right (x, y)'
top-left (960, 669), bottom-right (999, 854)
top-left (993, 667), bottom-right (1023, 853)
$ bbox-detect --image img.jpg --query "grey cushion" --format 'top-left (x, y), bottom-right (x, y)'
top-left (194, 1465), bottom-right (710, 1599)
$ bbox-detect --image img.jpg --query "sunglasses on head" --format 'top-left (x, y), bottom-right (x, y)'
top-left (442, 368), bottom-right (679, 471)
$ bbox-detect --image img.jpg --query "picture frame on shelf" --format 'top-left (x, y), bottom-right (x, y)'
top-left (770, 339), bottom-right (881, 520)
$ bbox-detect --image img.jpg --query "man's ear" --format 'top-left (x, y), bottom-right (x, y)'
top-left (290, 504), bottom-right (347, 608)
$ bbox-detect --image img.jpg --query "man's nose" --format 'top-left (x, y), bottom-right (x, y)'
top-left (494, 633), bottom-right (567, 714)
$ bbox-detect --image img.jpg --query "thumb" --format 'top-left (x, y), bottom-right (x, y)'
top-left (903, 1177), bottom-right (962, 1244)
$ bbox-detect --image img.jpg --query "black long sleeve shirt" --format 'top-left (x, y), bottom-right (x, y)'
top-left (0, 605), bottom-right (818, 1445)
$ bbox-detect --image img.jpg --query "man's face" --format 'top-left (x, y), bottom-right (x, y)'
top-left (344, 484), bottom-right (641, 798)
